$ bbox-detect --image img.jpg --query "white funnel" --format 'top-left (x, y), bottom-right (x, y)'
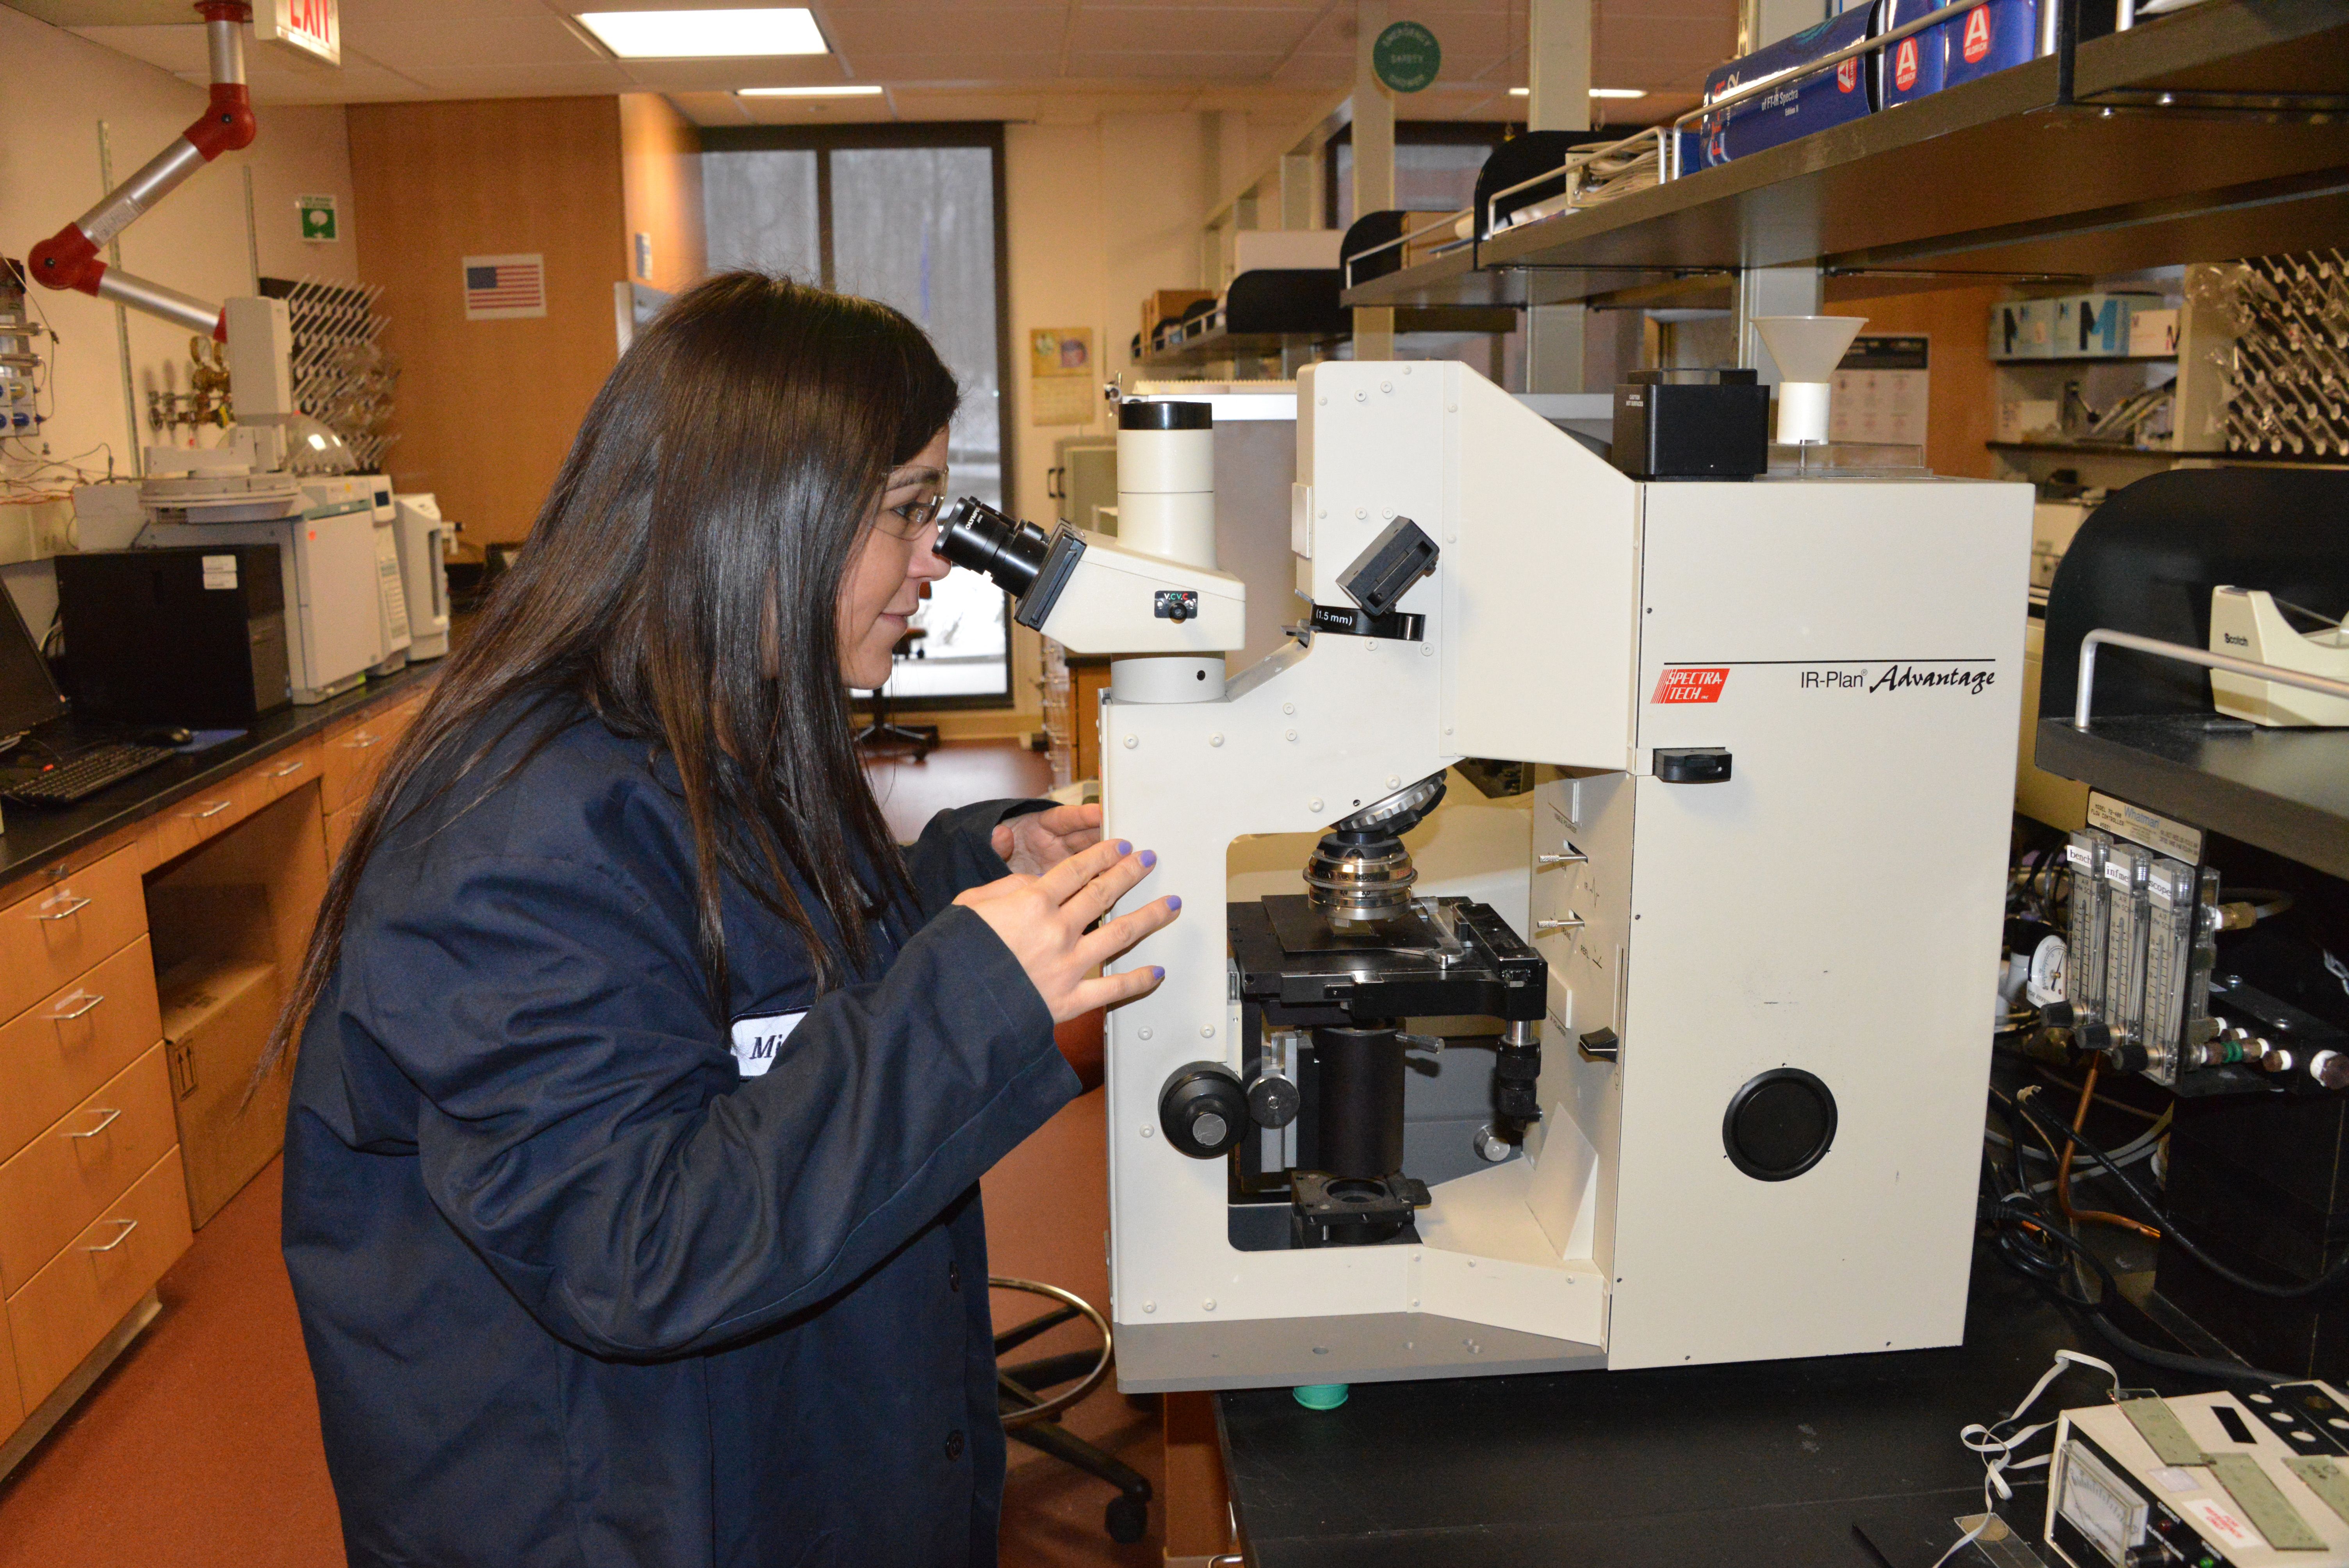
top-left (1753, 315), bottom-right (1867, 444)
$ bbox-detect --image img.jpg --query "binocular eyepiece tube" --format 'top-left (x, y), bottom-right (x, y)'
top-left (934, 497), bottom-right (1052, 596)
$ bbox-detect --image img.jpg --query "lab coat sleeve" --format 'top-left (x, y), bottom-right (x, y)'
top-left (900, 797), bottom-right (1054, 914)
top-left (350, 851), bottom-right (1076, 1360)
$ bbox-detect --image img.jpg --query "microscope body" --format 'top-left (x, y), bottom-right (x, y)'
top-left (1049, 361), bottom-right (2029, 1392)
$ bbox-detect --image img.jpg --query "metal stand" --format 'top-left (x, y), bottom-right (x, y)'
top-left (993, 1277), bottom-right (1153, 1545)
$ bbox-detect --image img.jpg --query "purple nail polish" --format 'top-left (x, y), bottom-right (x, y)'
top-left (1116, 840), bottom-right (1133, 856)
top-left (1166, 894), bottom-right (1182, 912)
top-left (1151, 966), bottom-right (1166, 981)
top-left (1139, 850), bottom-right (1158, 870)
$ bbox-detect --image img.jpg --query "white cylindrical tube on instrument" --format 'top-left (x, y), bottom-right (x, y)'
top-left (1116, 400), bottom-right (1215, 569)
top-left (1775, 381), bottom-right (1832, 445)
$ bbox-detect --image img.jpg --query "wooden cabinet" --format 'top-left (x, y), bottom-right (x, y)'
top-left (0, 674), bottom-right (427, 1472)
top-left (322, 693), bottom-right (422, 814)
top-left (0, 847), bottom-right (146, 1026)
top-left (0, 1301), bottom-right (19, 1445)
top-left (1071, 658), bottom-right (1113, 784)
top-left (0, 937), bottom-right (165, 1168)
top-left (0, 1046), bottom-right (176, 1295)
top-left (7, 1147), bottom-right (191, 1410)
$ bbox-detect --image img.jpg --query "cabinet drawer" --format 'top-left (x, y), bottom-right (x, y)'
top-left (0, 1045), bottom-right (177, 1295)
top-left (8, 1147), bottom-right (191, 1412)
top-left (322, 700), bottom-right (418, 814)
top-left (0, 938), bottom-right (164, 1167)
top-left (248, 739), bottom-right (321, 809)
top-left (0, 848), bottom-right (147, 1026)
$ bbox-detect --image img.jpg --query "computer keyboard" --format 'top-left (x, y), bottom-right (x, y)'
top-left (1, 742), bottom-right (178, 806)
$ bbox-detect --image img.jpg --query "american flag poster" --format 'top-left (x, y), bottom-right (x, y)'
top-left (462, 254), bottom-right (546, 321)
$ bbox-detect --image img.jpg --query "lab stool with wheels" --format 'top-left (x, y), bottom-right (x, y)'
top-left (993, 1277), bottom-right (1153, 1544)
top-left (855, 629), bottom-right (939, 759)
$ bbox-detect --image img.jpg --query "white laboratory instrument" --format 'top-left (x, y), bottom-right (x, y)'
top-left (393, 495), bottom-right (454, 660)
top-left (143, 474), bottom-right (408, 704)
top-left (941, 360), bottom-right (2031, 1393)
top-left (2210, 586), bottom-right (2349, 727)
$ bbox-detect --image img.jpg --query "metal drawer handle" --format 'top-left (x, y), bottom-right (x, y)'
top-left (50, 991), bottom-right (105, 1021)
top-left (343, 732), bottom-right (381, 749)
top-left (84, 1219), bottom-right (137, 1253)
top-left (68, 1107), bottom-right (123, 1139)
top-left (184, 799), bottom-right (233, 820)
top-left (267, 759), bottom-right (307, 778)
top-left (32, 894), bottom-right (92, 921)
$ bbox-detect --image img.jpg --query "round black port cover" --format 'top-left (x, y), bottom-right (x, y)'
top-left (1722, 1067), bottom-right (1836, 1181)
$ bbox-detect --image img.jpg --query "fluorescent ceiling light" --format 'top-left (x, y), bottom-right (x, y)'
top-left (577, 9), bottom-right (827, 59)
top-left (1509, 86), bottom-right (1649, 98)
top-left (738, 84), bottom-right (883, 97)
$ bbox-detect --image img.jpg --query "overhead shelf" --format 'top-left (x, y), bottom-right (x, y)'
top-left (2034, 715), bottom-right (2349, 880)
top-left (1136, 267), bottom-right (1515, 369)
top-left (1340, 0), bottom-right (2349, 311)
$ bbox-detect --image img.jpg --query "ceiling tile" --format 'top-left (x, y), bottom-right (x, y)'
top-left (1063, 49), bottom-right (1285, 79)
top-left (1066, 9), bottom-right (1314, 52)
top-left (343, 15), bottom-right (606, 75)
top-left (823, 10), bottom-right (1066, 55)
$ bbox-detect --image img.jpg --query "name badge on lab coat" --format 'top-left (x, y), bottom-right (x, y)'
top-left (730, 1011), bottom-right (807, 1078)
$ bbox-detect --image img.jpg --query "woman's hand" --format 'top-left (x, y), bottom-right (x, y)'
top-left (992, 803), bottom-right (1103, 878)
top-left (955, 838), bottom-right (1178, 1023)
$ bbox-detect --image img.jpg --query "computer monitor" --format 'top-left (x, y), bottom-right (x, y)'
top-left (0, 586), bottom-right (66, 739)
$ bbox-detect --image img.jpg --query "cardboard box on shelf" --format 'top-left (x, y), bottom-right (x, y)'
top-left (2053, 293), bottom-right (2162, 357)
top-left (2128, 307), bottom-right (2180, 356)
top-left (1997, 398), bottom-right (2063, 443)
top-left (1990, 300), bottom-right (2053, 360)
top-left (160, 959), bottom-right (289, 1228)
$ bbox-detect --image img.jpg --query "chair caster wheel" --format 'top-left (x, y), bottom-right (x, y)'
top-left (1105, 1494), bottom-right (1147, 1543)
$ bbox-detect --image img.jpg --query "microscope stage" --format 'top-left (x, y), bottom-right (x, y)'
top-left (1231, 895), bottom-right (1543, 1026)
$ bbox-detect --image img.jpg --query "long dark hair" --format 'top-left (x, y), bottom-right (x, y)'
top-left (266, 273), bottom-right (960, 1072)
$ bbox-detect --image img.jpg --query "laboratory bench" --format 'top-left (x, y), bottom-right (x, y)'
top-left (1213, 1250), bottom-right (2166, 1568)
top-left (0, 659), bottom-right (438, 1481)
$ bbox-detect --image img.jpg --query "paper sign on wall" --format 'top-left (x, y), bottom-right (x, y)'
top-left (1030, 327), bottom-right (1096, 427)
top-left (1830, 335), bottom-right (1930, 448)
top-left (297, 195), bottom-right (338, 242)
top-left (463, 255), bottom-right (547, 321)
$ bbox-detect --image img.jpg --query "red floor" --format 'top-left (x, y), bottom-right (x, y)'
top-left (0, 741), bottom-right (1164, 1567)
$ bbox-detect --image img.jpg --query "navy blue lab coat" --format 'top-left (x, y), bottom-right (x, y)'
top-left (281, 696), bottom-right (1080, 1567)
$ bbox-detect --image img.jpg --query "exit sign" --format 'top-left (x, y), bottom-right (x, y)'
top-left (259, 0), bottom-right (340, 67)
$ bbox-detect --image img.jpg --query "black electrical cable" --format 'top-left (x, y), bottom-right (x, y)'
top-left (1977, 1146), bottom-right (2294, 1387)
top-left (2011, 1087), bottom-right (2349, 1301)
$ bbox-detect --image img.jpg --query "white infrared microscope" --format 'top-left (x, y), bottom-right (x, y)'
top-left (936, 360), bottom-right (2032, 1392)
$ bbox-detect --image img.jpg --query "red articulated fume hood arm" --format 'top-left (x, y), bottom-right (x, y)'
top-left (26, 1), bottom-right (258, 341)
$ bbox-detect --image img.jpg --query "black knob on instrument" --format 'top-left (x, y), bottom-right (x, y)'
top-left (1159, 1063), bottom-right (1248, 1158)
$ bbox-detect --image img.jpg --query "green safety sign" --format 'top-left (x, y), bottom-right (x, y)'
top-left (1372, 21), bottom-right (1441, 94)
top-left (298, 194), bottom-right (339, 242)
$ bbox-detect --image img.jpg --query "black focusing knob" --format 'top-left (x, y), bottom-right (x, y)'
top-left (1160, 1063), bottom-right (1248, 1158)
top-left (2041, 1001), bottom-right (2076, 1030)
top-left (1247, 1074), bottom-right (1301, 1129)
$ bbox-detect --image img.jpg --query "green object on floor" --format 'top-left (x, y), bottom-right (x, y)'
top-left (1293, 1384), bottom-right (1350, 1411)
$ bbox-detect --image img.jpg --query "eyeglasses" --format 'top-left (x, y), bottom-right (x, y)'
top-left (873, 465), bottom-right (948, 541)
top-left (875, 490), bottom-right (946, 541)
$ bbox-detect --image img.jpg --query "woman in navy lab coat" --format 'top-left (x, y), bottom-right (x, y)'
top-left (270, 273), bottom-right (1179, 1568)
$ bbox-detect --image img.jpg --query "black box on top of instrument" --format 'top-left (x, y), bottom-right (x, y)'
top-left (1611, 369), bottom-right (1769, 480)
top-left (55, 545), bottom-right (291, 725)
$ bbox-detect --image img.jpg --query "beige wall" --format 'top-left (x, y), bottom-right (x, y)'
top-left (349, 97), bottom-right (629, 546)
top-left (910, 112), bottom-right (1222, 739)
top-left (0, 9), bottom-right (356, 633)
top-left (620, 93), bottom-right (707, 297)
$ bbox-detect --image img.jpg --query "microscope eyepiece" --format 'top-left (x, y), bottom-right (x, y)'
top-left (934, 496), bottom-right (1052, 596)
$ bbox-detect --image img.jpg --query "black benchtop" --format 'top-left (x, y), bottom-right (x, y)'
top-left (0, 660), bottom-right (440, 894)
top-left (2035, 715), bottom-right (2349, 880)
top-left (1215, 1254), bottom-right (2181, 1568)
